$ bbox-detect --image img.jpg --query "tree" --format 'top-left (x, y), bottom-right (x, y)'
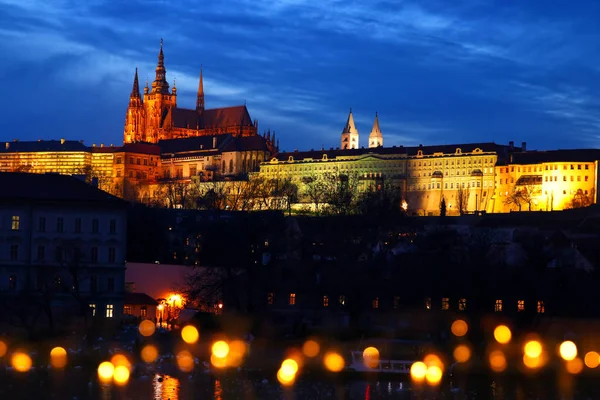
top-left (303, 175), bottom-right (328, 214)
top-left (504, 189), bottom-right (525, 211)
top-left (322, 170), bottom-right (360, 215)
top-left (519, 185), bottom-right (542, 211)
top-left (440, 197), bottom-right (447, 217)
top-left (356, 178), bottom-right (402, 218)
top-left (569, 189), bottom-right (592, 209)
top-left (456, 184), bottom-right (469, 215)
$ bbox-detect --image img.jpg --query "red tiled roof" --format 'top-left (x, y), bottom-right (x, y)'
top-left (124, 292), bottom-right (159, 305)
top-left (171, 105), bottom-right (254, 130)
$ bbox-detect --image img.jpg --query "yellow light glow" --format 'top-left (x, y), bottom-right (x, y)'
top-left (425, 365), bottom-right (443, 385)
top-left (281, 359), bottom-right (299, 376)
top-left (138, 320), bottom-right (156, 337)
top-left (277, 367), bottom-right (295, 386)
top-left (227, 340), bottom-right (247, 367)
top-left (141, 345), bottom-right (159, 363)
top-left (212, 341), bottom-right (230, 359)
top-left (584, 351), bottom-right (600, 368)
top-left (362, 346), bottom-right (380, 368)
top-left (524, 341), bottom-right (543, 358)
top-left (11, 352), bottom-right (32, 373)
top-left (210, 353), bottom-right (228, 368)
top-left (323, 352), bottom-right (345, 372)
top-left (494, 325), bottom-right (512, 344)
top-left (176, 350), bottom-right (195, 372)
top-left (98, 361), bottom-right (115, 382)
top-left (158, 304), bottom-right (164, 310)
top-left (423, 354), bottom-right (444, 372)
top-left (113, 365), bottom-right (130, 386)
top-left (559, 341), bottom-right (578, 361)
top-left (489, 350), bottom-right (507, 372)
top-left (451, 320), bottom-right (468, 337)
top-left (110, 354), bottom-right (132, 372)
top-left (453, 345), bottom-right (471, 363)
top-left (523, 354), bottom-right (542, 369)
top-left (410, 361), bottom-right (427, 382)
top-left (168, 294), bottom-right (183, 308)
top-left (0, 341), bottom-right (7, 358)
top-left (50, 347), bottom-right (67, 368)
top-left (181, 325), bottom-right (199, 344)
top-left (302, 340), bottom-right (320, 358)
top-left (566, 358), bottom-right (583, 374)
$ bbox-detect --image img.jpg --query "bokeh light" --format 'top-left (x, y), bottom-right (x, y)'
top-left (50, 347), bottom-right (67, 368)
top-left (110, 354), bottom-right (132, 372)
top-left (410, 361), bottom-right (427, 382)
top-left (451, 320), bottom-right (468, 337)
top-left (176, 350), bottom-right (195, 372)
top-left (323, 352), bottom-right (345, 372)
top-left (566, 357), bottom-right (584, 374)
top-left (113, 365), bottom-right (130, 386)
top-left (494, 325), bottom-right (512, 344)
top-left (584, 351), bottom-right (600, 368)
top-left (559, 341), bottom-right (578, 361)
top-left (97, 361), bottom-right (115, 382)
top-left (423, 354), bottom-right (444, 372)
top-left (523, 354), bottom-right (542, 369)
top-left (453, 345), bottom-right (471, 363)
top-left (0, 341), bottom-right (7, 358)
top-left (211, 353), bottom-right (228, 368)
top-left (302, 340), bottom-right (320, 358)
top-left (212, 341), bottom-right (230, 359)
top-left (489, 350), bottom-right (507, 372)
top-left (181, 325), bottom-right (199, 344)
top-left (11, 352), bottom-right (32, 373)
top-left (426, 365), bottom-right (443, 385)
top-left (524, 340), bottom-right (543, 358)
top-left (138, 320), bottom-right (156, 337)
top-left (362, 346), bottom-right (380, 368)
top-left (281, 359), bottom-right (299, 376)
top-left (141, 345), bottom-right (159, 363)
top-left (227, 340), bottom-right (247, 367)
top-left (277, 367), bottom-right (295, 385)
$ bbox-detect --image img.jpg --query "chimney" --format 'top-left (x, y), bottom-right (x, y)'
top-left (60, 138), bottom-right (65, 144)
top-left (5, 142), bottom-right (9, 150)
top-left (212, 137), bottom-right (217, 148)
top-left (509, 141), bottom-right (514, 150)
top-left (521, 142), bottom-right (527, 152)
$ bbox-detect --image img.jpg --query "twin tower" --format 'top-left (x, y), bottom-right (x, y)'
top-left (341, 109), bottom-right (383, 150)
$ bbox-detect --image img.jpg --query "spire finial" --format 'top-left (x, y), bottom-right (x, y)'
top-left (160, 38), bottom-right (163, 48)
top-left (196, 66), bottom-right (205, 112)
top-left (130, 68), bottom-right (140, 98)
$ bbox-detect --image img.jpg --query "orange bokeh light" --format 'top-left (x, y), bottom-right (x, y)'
top-left (566, 358), bottom-right (584, 374)
top-left (212, 341), bottom-right (230, 359)
top-left (181, 325), bottom-right (199, 344)
top-left (0, 341), bottom-right (7, 358)
top-left (494, 325), bottom-right (512, 344)
top-left (323, 352), bottom-right (345, 372)
top-left (489, 350), bottom-right (507, 372)
top-left (451, 320), bottom-right (468, 337)
top-left (141, 345), bottom-right (159, 363)
top-left (559, 341), bottom-right (578, 361)
top-left (110, 354), bottom-right (132, 372)
top-left (11, 352), bottom-right (32, 373)
top-left (302, 340), bottom-right (320, 358)
top-left (138, 320), bottom-right (156, 337)
top-left (97, 361), bottom-right (115, 382)
top-left (453, 345), bottom-right (471, 363)
top-left (176, 350), bottom-right (195, 372)
top-left (410, 361), bottom-right (427, 382)
top-left (584, 351), bottom-right (600, 368)
top-left (50, 347), bottom-right (68, 369)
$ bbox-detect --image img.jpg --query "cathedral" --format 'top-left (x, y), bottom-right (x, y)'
top-left (124, 40), bottom-right (258, 144)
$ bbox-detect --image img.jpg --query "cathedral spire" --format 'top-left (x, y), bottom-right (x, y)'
top-left (368, 112), bottom-right (383, 148)
top-left (341, 108), bottom-right (359, 150)
top-left (196, 66), bottom-right (205, 112)
top-left (151, 38), bottom-right (170, 94)
top-left (342, 108), bottom-right (358, 135)
top-left (130, 68), bottom-right (140, 98)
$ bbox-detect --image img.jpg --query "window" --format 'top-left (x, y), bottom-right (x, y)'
top-left (143, 159), bottom-right (148, 166)
top-left (585, 164), bottom-right (589, 170)
top-left (9, 275), bottom-right (16, 290)
top-left (11, 215), bottom-right (20, 230)
top-left (123, 305), bottom-right (132, 315)
top-left (289, 293), bottom-right (296, 305)
top-left (140, 306), bottom-right (147, 318)
top-left (91, 247), bottom-right (98, 263)
top-left (10, 244), bottom-right (18, 261)
top-left (136, 158), bottom-right (141, 165)
top-left (537, 301), bottom-right (545, 314)
top-left (372, 297), bottom-right (379, 309)
top-left (116, 157), bottom-right (122, 164)
top-left (38, 217), bottom-right (46, 232)
top-left (116, 170), bottom-right (121, 177)
top-left (92, 218), bottom-right (99, 234)
top-left (37, 246), bottom-right (45, 261)
top-left (267, 292), bottom-right (274, 305)
top-left (190, 166), bottom-right (197, 176)
top-left (73, 217), bottom-right (83, 233)
top-left (56, 217), bottom-right (64, 233)
top-left (89, 304), bottom-right (96, 317)
top-left (441, 297), bottom-right (450, 310)
top-left (495, 300), bottom-right (503, 312)
top-left (339, 295), bottom-right (346, 306)
top-left (458, 298), bottom-right (467, 311)
top-left (106, 304), bottom-right (114, 318)
top-left (517, 300), bottom-right (525, 312)
top-left (323, 296), bottom-right (329, 307)
top-left (107, 277), bottom-right (115, 292)
top-left (90, 276), bottom-right (97, 293)
top-left (585, 176), bottom-right (589, 182)
top-left (129, 157), bottom-right (133, 164)
top-left (108, 247), bottom-right (116, 263)
top-left (109, 219), bottom-right (116, 234)
top-left (393, 296), bottom-right (400, 309)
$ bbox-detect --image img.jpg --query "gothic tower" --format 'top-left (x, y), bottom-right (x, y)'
top-left (196, 67), bottom-right (204, 112)
top-left (368, 112), bottom-right (383, 148)
top-left (124, 68), bottom-right (145, 143)
top-left (341, 109), bottom-right (359, 150)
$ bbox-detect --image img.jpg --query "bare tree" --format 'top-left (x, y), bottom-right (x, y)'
top-left (519, 185), bottom-right (542, 211)
top-left (504, 189), bottom-right (524, 211)
top-left (568, 189), bottom-right (592, 209)
top-left (322, 170), bottom-right (360, 215)
top-left (456, 184), bottom-right (469, 215)
top-left (303, 174), bottom-right (328, 214)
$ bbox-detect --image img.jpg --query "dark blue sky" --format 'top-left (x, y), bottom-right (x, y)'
top-left (1, 0), bottom-right (599, 151)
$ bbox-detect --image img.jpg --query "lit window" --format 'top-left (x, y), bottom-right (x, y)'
top-left (517, 300), bottom-right (525, 312)
top-left (106, 304), bottom-right (114, 318)
top-left (140, 306), bottom-right (147, 318)
top-left (339, 295), bottom-right (346, 306)
top-left (537, 301), bottom-right (545, 314)
top-left (289, 293), bottom-right (296, 305)
top-left (425, 297), bottom-right (432, 310)
top-left (441, 298), bottom-right (450, 310)
top-left (123, 305), bottom-right (132, 315)
top-left (495, 300), bottom-right (503, 312)
top-left (89, 304), bottom-right (96, 317)
top-left (393, 296), bottom-right (400, 309)
top-left (458, 298), bottom-right (467, 311)
top-left (323, 296), bottom-right (329, 307)
top-left (267, 292), bottom-right (274, 305)
top-left (372, 297), bottom-right (379, 309)
top-left (11, 215), bottom-right (20, 230)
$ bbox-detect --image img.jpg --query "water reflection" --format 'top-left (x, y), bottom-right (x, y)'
top-left (214, 379), bottom-right (223, 400)
top-left (153, 374), bottom-right (180, 400)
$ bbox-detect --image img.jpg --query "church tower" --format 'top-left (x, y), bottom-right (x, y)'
top-left (124, 68), bottom-right (145, 143)
top-left (341, 109), bottom-right (359, 150)
top-left (196, 67), bottom-right (204, 112)
top-left (368, 112), bottom-right (383, 148)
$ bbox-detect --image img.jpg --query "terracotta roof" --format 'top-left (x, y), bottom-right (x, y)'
top-left (0, 140), bottom-right (89, 153)
top-left (124, 292), bottom-right (159, 305)
top-left (0, 172), bottom-right (126, 205)
top-left (171, 105), bottom-right (254, 130)
top-left (510, 149), bottom-right (600, 165)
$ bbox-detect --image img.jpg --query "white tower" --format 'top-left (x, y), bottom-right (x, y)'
top-left (341, 109), bottom-right (359, 150)
top-left (368, 112), bottom-right (383, 148)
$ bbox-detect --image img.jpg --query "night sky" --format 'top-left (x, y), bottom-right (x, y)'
top-left (1, 0), bottom-right (599, 151)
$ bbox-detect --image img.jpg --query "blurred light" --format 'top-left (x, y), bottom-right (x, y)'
top-left (50, 347), bottom-right (67, 368)
top-left (410, 361), bottom-right (427, 382)
top-left (113, 365), bottom-right (130, 386)
top-left (489, 350), bottom-right (507, 372)
top-left (176, 350), bottom-right (195, 372)
top-left (425, 365), bottom-right (443, 385)
top-left (566, 358), bottom-right (584, 374)
top-left (277, 367), bottom-right (295, 386)
top-left (524, 341), bottom-right (543, 358)
top-left (218, 303), bottom-right (223, 309)
top-left (451, 320), bottom-right (468, 337)
top-left (323, 352), bottom-right (345, 372)
top-left (0, 341), bottom-right (7, 358)
top-left (453, 345), bottom-right (471, 363)
top-left (211, 353), bottom-right (227, 368)
top-left (423, 354), bottom-right (444, 372)
top-left (181, 325), bottom-right (199, 344)
top-left (138, 320), bottom-right (156, 337)
top-left (584, 351), bottom-right (600, 368)
top-left (227, 340), bottom-right (247, 367)
top-left (158, 304), bottom-right (164, 310)
top-left (11, 352), bottom-right (32, 373)
top-left (559, 341), bottom-right (578, 361)
top-left (302, 340), bottom-right (320, 358)
top-left (98, 361), bottom-right (115, 382)
top-left (281, 359), bottom-right (299, 376)
top-left (362, 347), bottom-right (380, 368)
top-left (141, 345), bottom-right (159, 363)
top-left (110, 354), bottom-right (132, 372)
top-left (523, 354), bottom-right (542, 369)
top-left (211, 341), bottom-right (230, 359)
top-left (494, 325), bottom-right (512, 344)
